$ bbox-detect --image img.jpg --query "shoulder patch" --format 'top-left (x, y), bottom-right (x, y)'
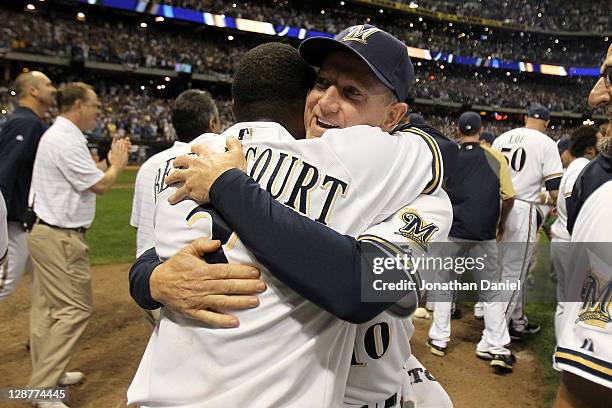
top-left (394, 209), bottom-right (439, 251)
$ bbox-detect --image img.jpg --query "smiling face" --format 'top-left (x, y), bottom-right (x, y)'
top-left (304, 51), bottom-right (407, 139)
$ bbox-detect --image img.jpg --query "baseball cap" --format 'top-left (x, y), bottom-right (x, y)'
top-left (557, 136), bottom-right (570, 153)
top-left (299, 25), bottom-right (415, 102)
top-left (528, 104), bottom-right (550, 121)
top-left (479, 131), bottom-right (495, 145)
top-left (409, 113), bottom-right (426, 125)
top-left (458, 111), bottom-right (482, 135)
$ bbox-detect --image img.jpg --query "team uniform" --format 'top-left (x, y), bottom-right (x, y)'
top-left (492, 127), bottom-right (562, 330)
top-left (553, 180), bottom-right (612, 390)
top-left (130, 143), bottom-right (188, 326)
top-left (346, 191), bottom-right (453, 407)
top-left (131, 141), bottom-right (187, 257)
top-left (428, 142), bottom-right (515, 358)
top-left (0, 107), bottom-right (48, 300)
top-left (550, 157), bottom-right (590, 342)
top-left (128, 122), bottom-right (442, 407)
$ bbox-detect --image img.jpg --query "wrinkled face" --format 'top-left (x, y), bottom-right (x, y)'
top-left (32, 73), bottom-right (56, 109)
top-left (80, 90), bottom-right (101, 132)
top-left (304, 51), bottom-right (404, 139)
top-left (589, 44), bottom-right (612, 143)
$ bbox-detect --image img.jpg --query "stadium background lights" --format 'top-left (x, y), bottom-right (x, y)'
top-left (10, 91), bottom-right (16, 96)
top-left (1, 110), bottom-right (6, 115)
top-left (418, 17), bottom-right (423, 22)
top-left (340, 1), bottom-right (345, 6)
top-left (408, 2), bottom-right (419, 8)
top-left (155, 16), bottom-right (164, 22)
top-left (228, 35), bottom-right (234, 41)
top-left (320, 10), bottom-right (325, 14)
top-left (140, 22), bottom-right (147, 28)
top-left (583, 119), bottom-right (595, 126)
top-left (26, 4), bottom-right (36, 11)
top-left (76, 12), bottom-right (86, 21)
top-left (140, 85), bottom-right (146, 90)
top-left (164, 76), bottom-right (171, 82)
top-left (379, 9), bottom-right (384, 14)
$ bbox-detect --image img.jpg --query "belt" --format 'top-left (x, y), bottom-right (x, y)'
top-left (359, 392), bottom-right (398, 408)
top-left (36, 218), bottom-right (88, 234)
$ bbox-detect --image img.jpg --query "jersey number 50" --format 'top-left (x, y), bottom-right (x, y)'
top-left (501, 147), bottom-right (527, 172)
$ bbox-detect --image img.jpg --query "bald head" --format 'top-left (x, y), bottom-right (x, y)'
top-left (13, 71), bottom-right (56, 115)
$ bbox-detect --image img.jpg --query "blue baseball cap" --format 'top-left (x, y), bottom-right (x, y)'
top-left (528, 104), bottom-right (550, 121)
top-left (299, 25), bottom-right (415, 102)
top-left (557, 136), bottom-right (570, 153)
top-left (458, 111), bottom-right (482, 135)
top-left (480, 131), bottom-right (495, 145)
top-left (409, 113), bottom-right (426, 125)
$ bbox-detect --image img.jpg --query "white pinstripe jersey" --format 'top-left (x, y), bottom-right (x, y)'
top-left (493, 127), bottom-right (563, 202)
top-left (130, 141), bottom-right (187, 257)
top-left (555, 180), bottom-right (612, 389)
top-left (128, 122), bottom-right (442, 408)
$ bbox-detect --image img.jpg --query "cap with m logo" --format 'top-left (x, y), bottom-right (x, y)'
top-left (299, 24), bottom-right (415, 103)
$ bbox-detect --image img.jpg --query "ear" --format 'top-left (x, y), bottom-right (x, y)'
top-left (381, 102), bottom-right (408, 132)
top-left (209, 116), bottom-right (221, 134)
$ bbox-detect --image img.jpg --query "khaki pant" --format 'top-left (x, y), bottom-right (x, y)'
top-left (27, 223), bottom-right (92, 387)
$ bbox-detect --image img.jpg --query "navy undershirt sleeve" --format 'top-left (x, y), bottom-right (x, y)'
top-left (209, 169), bottom-right (410, 323)
top-left (129, 247), bottom-right (163, 310)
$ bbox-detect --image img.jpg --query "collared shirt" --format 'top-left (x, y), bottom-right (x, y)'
top-left (30, 116), bottom-right (104, 228)
top-left (447, 141), bottom-right (515, 240)
top-left (130, 141), bottom-right (186, 257)
top-left (566, 153), bottom-right (612, 234)
top-left (0, 106), bottom-right (48, 223)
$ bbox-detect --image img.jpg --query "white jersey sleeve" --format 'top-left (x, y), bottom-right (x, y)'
top-left (319, 125), bottom-right (442, 225)
top-left (344, 191), bottom-right (453, 406)
top-left (401, 355), bottom-right (453, 408)
top-left (0, 190), bottom-right (7, 268)
top-left (554, 180), bottom-right (612, 389)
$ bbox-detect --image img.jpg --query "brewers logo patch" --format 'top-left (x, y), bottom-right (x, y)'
top-left (395, 209), bottom-right (439, 251)
top-left (578, 275), bottom-right (611, 329)
top-left (341, 25), bottom-right (381, 44)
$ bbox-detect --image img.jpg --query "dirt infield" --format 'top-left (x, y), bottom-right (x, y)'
top-left (0, 264), bottom-right (548, 408)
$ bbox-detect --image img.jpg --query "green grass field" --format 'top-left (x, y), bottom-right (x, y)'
top-left (88, 168), bottom-right (137, 265)
top-left (87, 170), bottom-right (561, 404)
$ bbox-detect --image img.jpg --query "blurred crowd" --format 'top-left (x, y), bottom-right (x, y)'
top-left (162, 0), bottom-right (608, 66)
top-left (413, 70), bottom-right (595, 112)
top-left (0, 8), bottom-right (248, 77)
top-left (396, 0), bottom-right (610, 33)
top-left (0, 6), bottom-right (597, 115)
top-left (0, 83), bottom-right (234, 142)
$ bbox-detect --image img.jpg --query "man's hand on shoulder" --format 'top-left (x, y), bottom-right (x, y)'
top-left (150, 237), bottom-right (265, 327)
top-left (167, 137), bottom-right (246, 205)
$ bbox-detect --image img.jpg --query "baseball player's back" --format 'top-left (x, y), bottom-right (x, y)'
top-left (493, 127), bottom-right (563, 202)
top-left (128, 122), bottom-right (439, 407)
top-left (130, 141), bottom-right (187, 257)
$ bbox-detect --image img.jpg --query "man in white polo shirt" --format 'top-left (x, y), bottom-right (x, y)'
top-left (27, 82), bottom-right (129, 408)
